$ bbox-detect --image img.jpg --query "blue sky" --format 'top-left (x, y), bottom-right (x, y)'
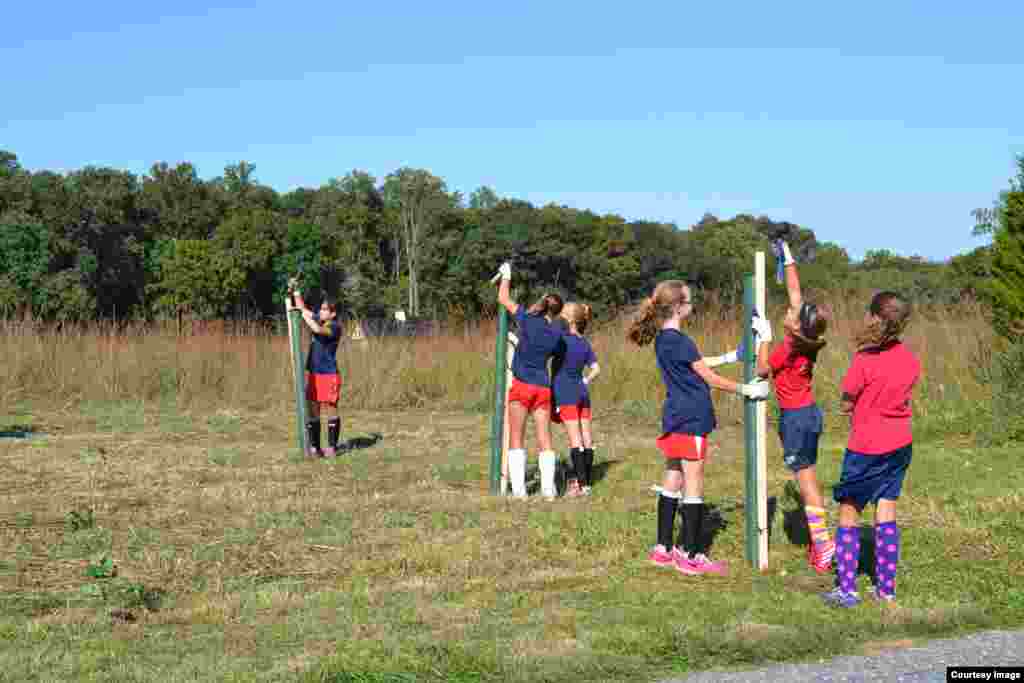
top-left (3, 2), bottom-right (1022, 261)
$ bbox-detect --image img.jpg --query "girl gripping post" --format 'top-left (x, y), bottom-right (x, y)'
top-left (293, 291), bottom-right (344, 458)
top-left (551, 303), bottom-right (601, 498)
top-left (494, 262), bottom-right (565, 500)
top-left (754, 238), bottom-right (835, 574)
top-left (822, 291), bottom-right (920, 609)
top-left (627, 280), bottom-right (769, 575)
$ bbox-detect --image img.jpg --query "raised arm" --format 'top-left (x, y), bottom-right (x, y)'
top-left (778, 240), bottom-right (803, 311)
top-left (292, 292), bottom-right (330, 335)
top-left (495, 262), bottom-right (519, 316)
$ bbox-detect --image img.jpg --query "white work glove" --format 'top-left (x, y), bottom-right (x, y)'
top-left (737, 379), bottom-right (771, 400)
top-left (499, 262), bottom-right (512, 280)
top-left (582, 376), bottom-right (590, 386)
top-left (490, 262), bottom-right (512, 284)
top-left (704, 350), bottom-right (739, 368)
top-left (780, 240), bottom-right (795, 267)
top-left (752, 315), bottom-right (773, 344)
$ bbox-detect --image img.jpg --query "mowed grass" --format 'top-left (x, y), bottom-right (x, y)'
top-left (1, 397), bottom-right (1022, 683)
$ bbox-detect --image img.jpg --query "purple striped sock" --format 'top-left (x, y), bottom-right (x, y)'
top-left (875, 522), bottom-right (900, 597)
top-left (836, 526), bottom-right (861, 594)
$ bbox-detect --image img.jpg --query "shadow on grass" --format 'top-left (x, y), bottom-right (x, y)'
top-left (0, 424), bottom-right (42, 439)
top-left (781, 498), bottom-right (810, 546)
top-left (701, 503), bottom-right (731, 553)
top-left (341, 432), bottom-right (384, 453)
top-left (590, 458), bottom-right (621, 486)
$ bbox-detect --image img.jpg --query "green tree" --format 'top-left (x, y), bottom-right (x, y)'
top-left (139, 161), bottom-right (224, 240)
top-left (147, 239), bottom-right (243, 319)
top-left (383, 168), bottom-right (459, 316)
top-left (0, 213), bottom-right (51, 316)
top-left (210, 208), bottom-right (286, 316)
top-left (982, 155), bottom-right (1024, 337)
top-left (469, 186), bottom-right (499, 210)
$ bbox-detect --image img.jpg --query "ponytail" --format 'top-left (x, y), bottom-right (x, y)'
top-left (579, 303), bottom-right (593, 335)
top-left (563, 302), bottom-right (594, 335)
top-left (627, 296), bottom-right (659, 347)
top-left (855, 291), bottom-right (911, 351)
top-left (528, 292), bottom-right (564, 318)
top-left (627, 280), bottom-right (688, 347)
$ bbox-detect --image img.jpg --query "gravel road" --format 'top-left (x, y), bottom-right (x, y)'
top-left (662, 629), bottom-right (1024, 683)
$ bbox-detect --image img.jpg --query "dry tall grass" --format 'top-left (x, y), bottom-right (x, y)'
top-left (0, 298), bottom-right (993, 435)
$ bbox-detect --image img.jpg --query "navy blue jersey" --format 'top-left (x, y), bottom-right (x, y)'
top-left (552, 334), bottom-right (597, 406)
top-left (511, 307), bottom-right (562, 387)
top-left (306, 314), bottom-right (341, 374)
top-left (655, 329), bottom-right (716, 436)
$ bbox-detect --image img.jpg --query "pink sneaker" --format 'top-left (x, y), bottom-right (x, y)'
top-left (322, 447), bottom-right (337, 458)
top-left (648, 545), bottom-right (675, 568)
top-left (677, 552), bottom-right (728, 576)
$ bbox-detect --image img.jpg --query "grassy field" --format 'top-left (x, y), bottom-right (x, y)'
top-left (2, 401), bottom-right (1022, 682)
top-left (1, 302), bottom-right (1020, 682)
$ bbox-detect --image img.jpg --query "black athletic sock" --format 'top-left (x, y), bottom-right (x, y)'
top-left (327, 417), bottom-right (341, 450)
top-left (657, 494), bottom-right (679, 549)
top-left (583, 448), bottom-right (595, 487)
top-left (569, 448), bottom-right (583, 483)
top-left (679, 501), bottom-right (705, 556)
top-left (306, 419), bottom-right (321, 453)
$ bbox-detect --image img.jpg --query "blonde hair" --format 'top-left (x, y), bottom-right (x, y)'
top-left (527, 292), bottom-right (564, 318)
top-left (562, 302), bottom-right (593, 335)
top-left (627, 280), bottom-right (688, 347)
top-left (855, 291), bottom-right (911, 350)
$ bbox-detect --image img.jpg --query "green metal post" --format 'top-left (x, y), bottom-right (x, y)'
top-left (489, 308), bottom-right (509, 494)
top-left (288, 307), bottom-right (310, 456)
top-left (742, 274), bottom-right (759, 568)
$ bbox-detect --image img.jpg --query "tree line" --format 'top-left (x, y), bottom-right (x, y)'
top-left (0, 149), bottom-right (1017, 332)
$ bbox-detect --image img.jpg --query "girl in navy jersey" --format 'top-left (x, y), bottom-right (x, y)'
top-left (551, 303), bottom-right (601, 497)
top-left (494, 262), bottom-right (565, 500)
top-left (293, 291), bottom-right (343, 458)
top-left (627, 280), bottom-right (769, 575)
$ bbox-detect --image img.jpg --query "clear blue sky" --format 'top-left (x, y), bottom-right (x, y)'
top-left (3, 2), bottom-right (1022, 261)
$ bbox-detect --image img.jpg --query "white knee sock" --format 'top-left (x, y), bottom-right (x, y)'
top-left (509, 449), bottom-right (527, 497)
top-left (539, 450), bottom-right (557, 498)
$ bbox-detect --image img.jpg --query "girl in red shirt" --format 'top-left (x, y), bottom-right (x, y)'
top-left (755, 239), bottom-right (834, 574)
top-left (822, 291), bottom-right (920, 609)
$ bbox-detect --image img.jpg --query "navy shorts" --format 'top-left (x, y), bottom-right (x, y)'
top-left (832, 444), bottom-right (913, 508)
top-left (778, 404), bottom-right (823, 473)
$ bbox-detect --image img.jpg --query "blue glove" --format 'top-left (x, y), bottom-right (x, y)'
top-left (770, 239), bottom-right (785, 284)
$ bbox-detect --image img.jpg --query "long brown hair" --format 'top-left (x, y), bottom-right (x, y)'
top-left (627, 280), bottom-right (688, 347)
top-left (527, 292), bottom-right (564, 318)
top-left (855, 291), bottom-right (911, 350)
top-left (562, 302), bottom-right (593, 335)
top-left (790, 302), bottom-right (829, 358)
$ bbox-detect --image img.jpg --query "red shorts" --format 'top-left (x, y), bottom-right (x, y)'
top-left (508, 380), bottom-right (552, 413)
top-left (553, 401), bottom-right (592, 423)
top-left (656, 433), bottom-right (709, 461)
top-left (306, 372), bottom-right (341, 405)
